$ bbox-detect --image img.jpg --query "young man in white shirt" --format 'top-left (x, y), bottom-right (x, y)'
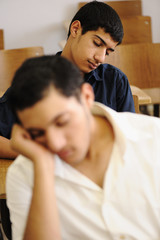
top-left (7, 55), bottom-right (160, 240)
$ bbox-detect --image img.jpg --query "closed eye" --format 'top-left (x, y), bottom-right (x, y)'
top-left (56, 119), bottom-right (69, 127)
top-left (93, 41), bottom-right (101, 47)
top-left (28, 129), bottom-right (45, 140)
top-left (93, 41), bottom-right (110, 56)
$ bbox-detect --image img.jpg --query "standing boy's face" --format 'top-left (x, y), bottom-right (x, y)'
top-left (69, 23), bottom-right (118, 73)
top-left (17, 84), bottom-right (94, 166)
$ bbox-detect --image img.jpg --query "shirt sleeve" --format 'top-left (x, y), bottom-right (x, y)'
top-left (116, 71), bottom-right (135, 113)
top-left (0, 88), bottom-right (16, 138)
top-left (86, 64), bottom-right (135, 113)
top-left (6, 156), bottom-right (34, 240)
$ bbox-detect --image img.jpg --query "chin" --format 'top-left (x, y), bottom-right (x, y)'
top-left (83, 68), bottom-right (93, 74)
top-left (68, 157), bottom-right (84, 167)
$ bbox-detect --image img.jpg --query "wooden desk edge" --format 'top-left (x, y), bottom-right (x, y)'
top-left (131, 85), bottom-right (152, 105)
top-left (0, 159), bottom-right (13, 196)
top-left (0, 193), bottom-right (6, 199)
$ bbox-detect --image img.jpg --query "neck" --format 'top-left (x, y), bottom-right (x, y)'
top-left (73, 115), bottom-right (115, 188)
top-left (61, 38), bottom-right (73, 63)
top-left (61, 42), bottom-right (85, 77)
top-left (87, 115), bottom-right (114, 162)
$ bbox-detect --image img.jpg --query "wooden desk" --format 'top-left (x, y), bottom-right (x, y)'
top-left (131, 85), bottom-right (152, 105)
top-left (143, 88), bottom-right (160, 105)
top-left (0, 159), bottom-right (13, 198)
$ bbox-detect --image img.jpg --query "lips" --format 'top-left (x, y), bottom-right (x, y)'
top-left (58, 149), bottom-right (73, 160)
top-left (88, 60), bottom-right (99, 70)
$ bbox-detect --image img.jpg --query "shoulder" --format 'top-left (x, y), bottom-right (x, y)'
top-left (94, 103), bottom-right (160, 142)
top-left (113, 111), bottom-right (160, 147)
top-left (6, 155), bottom-right (34, 188)
top-left (97, 63), bottom-right (127, 78)
top-left (106, 105), bottom-right (160, 159)
top-left (88, 64), bottom-right (128, 85)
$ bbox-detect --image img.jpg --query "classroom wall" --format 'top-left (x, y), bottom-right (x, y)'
top-left (0, 0), bottom-right (160, 54)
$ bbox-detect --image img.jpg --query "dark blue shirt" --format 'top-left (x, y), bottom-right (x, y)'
top-left (57, 51), bottom-right (135, 113)
top-left (84, 64), bottom-right (135, 112)
top-left (0, 88), bottom-right (17, 139)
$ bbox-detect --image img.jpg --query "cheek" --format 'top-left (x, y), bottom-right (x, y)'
top-left (79, 44), bottom-right (91, 58)
top-left (74, 41), bottom-right (90, 60)
top-left (66, 118), bottom-right (90, 146)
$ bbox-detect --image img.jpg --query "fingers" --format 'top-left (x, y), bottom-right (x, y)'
top-left (10, 124), bottom-right (55, 167)
top-left (10, 124), bottom-right (44, 160)
top-left (10, 124), bottom-right (31, 153)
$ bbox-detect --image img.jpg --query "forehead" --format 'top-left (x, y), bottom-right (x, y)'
top-left (83, 28), bottom-right (108, 37)
top-left (82, 28), bottom-right (118, 45)
top-left (17, 88), bottom-right (80, 129)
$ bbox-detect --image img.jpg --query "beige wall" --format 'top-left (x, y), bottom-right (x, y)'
top-left (0, 0), bottom-right (159, 54)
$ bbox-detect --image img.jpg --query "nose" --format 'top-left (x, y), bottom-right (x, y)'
top-left (94, 48), bottom-right (106, 64)
top-left (46, 128), bottom-right (66, 153)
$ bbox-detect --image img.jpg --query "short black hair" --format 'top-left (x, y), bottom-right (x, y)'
top-left (68, 0), bottom-right (124, 44)
top-left (8, 55), bottom-right (83, 114)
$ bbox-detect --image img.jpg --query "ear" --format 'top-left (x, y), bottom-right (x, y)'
top-left (81, 83), bottom-right (94, 108)
top-left (70, 20), bottom-right (82, 38)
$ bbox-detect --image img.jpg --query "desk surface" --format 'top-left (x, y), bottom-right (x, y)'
top-left (0, 159), bottom-right (13, 197)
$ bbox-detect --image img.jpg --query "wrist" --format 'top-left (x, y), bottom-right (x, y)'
top-left (33, 154), bottom-right (55, 176)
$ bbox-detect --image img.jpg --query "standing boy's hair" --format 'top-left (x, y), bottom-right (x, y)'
top-left (8, 55), bottom-right (83, 114)
top-left (67, 0), bottom-right (124, 44)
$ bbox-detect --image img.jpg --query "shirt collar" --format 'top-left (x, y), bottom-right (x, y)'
top-left (56, 51), bottom-right (62, 56)
top-left (55, 156), bottom-right (102, 191)
top-left (93, 102), bottom-right (146, 143)
top-left (91, 102), bottom-right (126, 156)
top-left (84, 66), bottom-right (103, 82)
top-left (0, 87), bottom-right (11, 103)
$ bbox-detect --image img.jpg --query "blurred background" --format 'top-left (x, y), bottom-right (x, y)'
top-left (0, 0), bottom-right (160, 54)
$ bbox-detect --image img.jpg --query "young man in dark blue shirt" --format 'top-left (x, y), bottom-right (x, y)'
top-left (0, 1), bottom-right (135, 159)
top-left (60, 1), bottom-right (135, 112)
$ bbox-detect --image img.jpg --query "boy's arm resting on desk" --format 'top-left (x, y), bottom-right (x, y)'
top-left (7, 124), bottom-right (61, 240)
top-left (0, 136), bottom-right (18, 159)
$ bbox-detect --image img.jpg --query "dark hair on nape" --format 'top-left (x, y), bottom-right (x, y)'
top-left (8, 55), bottom-right (83, 114)
top-left (67, 0), bottom-right (124, 44)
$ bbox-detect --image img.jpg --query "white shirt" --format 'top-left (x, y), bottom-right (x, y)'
top-left (6, 102), bottom-right (160, 240)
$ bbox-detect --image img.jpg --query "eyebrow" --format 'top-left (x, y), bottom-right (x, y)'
top-left (94, 35), bottom-right (115, 52)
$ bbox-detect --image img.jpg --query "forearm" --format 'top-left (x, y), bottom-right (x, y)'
top-left (23, 158), bottom-right (61, 240)
top-left (0, 136), bottom-right (18, 159)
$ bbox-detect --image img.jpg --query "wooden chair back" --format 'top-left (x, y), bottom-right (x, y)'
top-left (0, 29), bottom-right (4, 50)
top-left (78, 0), bottom-right (142, 16)
top-left (106, 43), bottom-right (160, 104)
top-left (121, 16), bottom-right (152, 44)
top-left (0, 46), bottom-right (44, 94)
